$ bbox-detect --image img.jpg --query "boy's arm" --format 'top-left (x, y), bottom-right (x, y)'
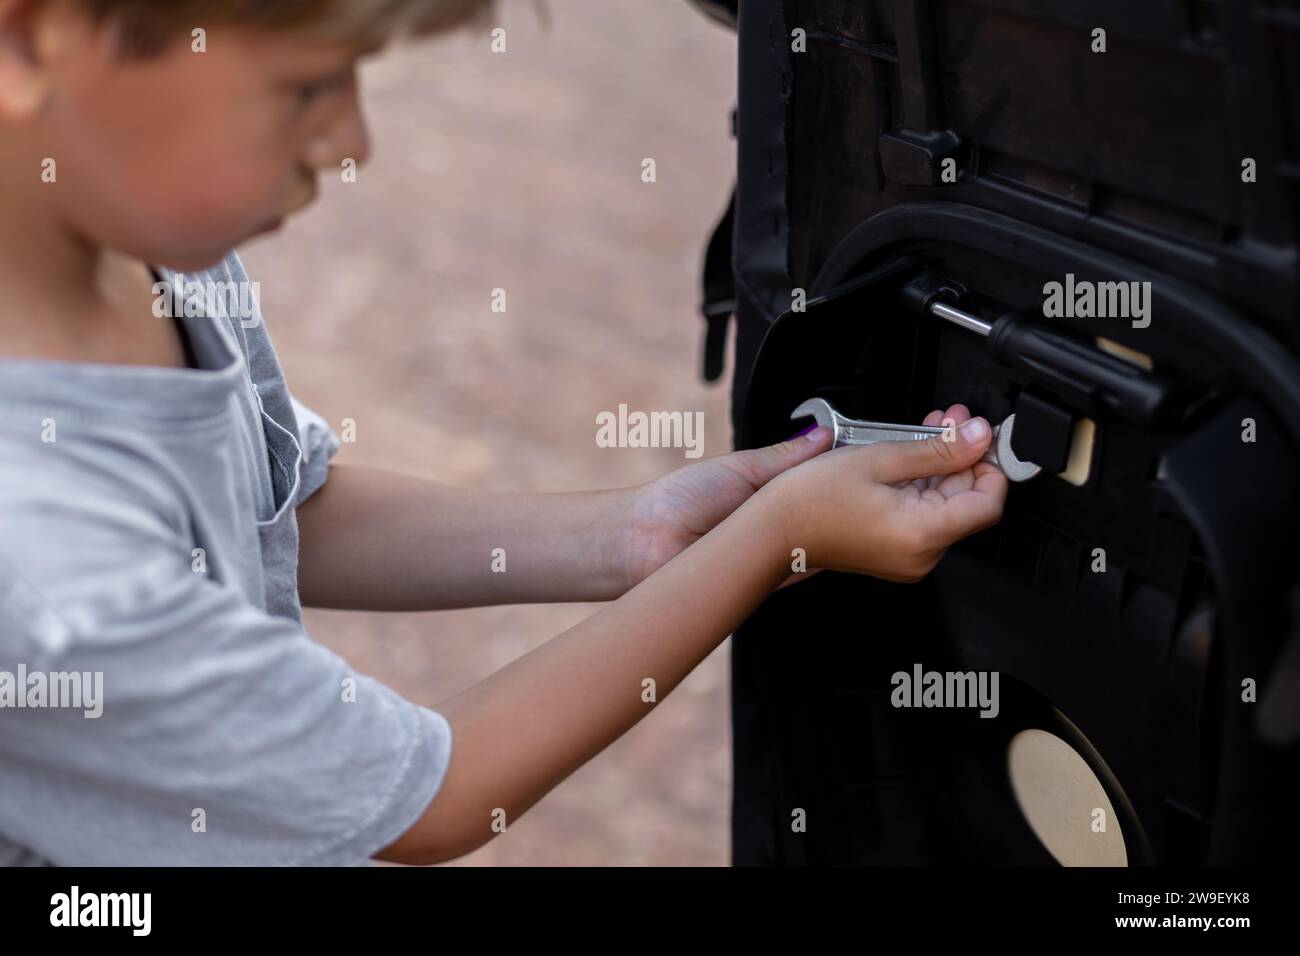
top-left (376, 416), bottom-right (1005, 864)
top-left (375, 485), bottom-right (790, 864)
top-left (295, 463), bottom-right (637, 610)
top-left (295, 432), bottom-right (830, 611)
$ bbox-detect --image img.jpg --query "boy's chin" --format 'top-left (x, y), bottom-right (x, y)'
top-left (250, 215), bottom-right (286, 237)
top-left (142, 219), bottom-right (284, 272)
top-left (150, 251), bottom-right (237, 273)
top-left (151, 237), bottom-right (261, 272)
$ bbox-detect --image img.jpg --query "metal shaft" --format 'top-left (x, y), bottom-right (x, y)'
top-left (929, 300), bottom-right (993, 337)
top-left (836, 418), bottom-right (1005, 471)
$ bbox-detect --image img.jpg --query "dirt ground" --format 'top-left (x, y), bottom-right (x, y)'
top-left (237, 1), bottom-right (740, 865)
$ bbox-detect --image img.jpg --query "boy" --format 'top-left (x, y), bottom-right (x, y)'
top-left (0, 0), bottom-right (1006, 865)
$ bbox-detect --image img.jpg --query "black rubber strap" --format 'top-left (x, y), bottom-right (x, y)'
top-left (700, 185), bottom-right (736, 382)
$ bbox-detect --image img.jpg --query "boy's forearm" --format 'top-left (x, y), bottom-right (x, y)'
top-left (295, 463), bottom-right (636, 611)
top-left (376, 487), bottom-right (791, 864)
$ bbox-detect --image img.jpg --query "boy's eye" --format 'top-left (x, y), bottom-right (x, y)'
top-left (294, 69), bottom-right (350, 104)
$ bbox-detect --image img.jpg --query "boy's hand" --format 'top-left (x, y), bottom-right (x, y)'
top-left (757, 403), bottom-right (1008, 583)
top-left (620, 426), bottom-right (834, 589)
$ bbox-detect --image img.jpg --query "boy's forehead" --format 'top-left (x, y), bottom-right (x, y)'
top-left (234, 24), bottom-right (385, 61)
top-left (135, 23), bottom-right (385, 80)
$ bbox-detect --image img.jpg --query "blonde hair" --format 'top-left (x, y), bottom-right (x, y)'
top-left (77, 0), bottom-right (494, 55)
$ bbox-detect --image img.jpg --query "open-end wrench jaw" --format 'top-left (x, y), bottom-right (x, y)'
top-left (993, 414), bottom-right (1042, 483)
top-left (789, 397), bottom-right (842, 443)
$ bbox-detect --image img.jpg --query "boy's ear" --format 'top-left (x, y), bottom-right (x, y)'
top-left (0, 0), bottom-right (46, 118)
top-left (0, 0), bottom-right (91, 120)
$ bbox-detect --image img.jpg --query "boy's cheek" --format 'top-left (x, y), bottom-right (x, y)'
top-left (37, 45), bottom-right (299, 262)
top-left (67, 163), bottom-right (285, 270)
top-left (48, 88), bottom-right (286, 223)
top-left (142, 146), bottom-right (293, 229)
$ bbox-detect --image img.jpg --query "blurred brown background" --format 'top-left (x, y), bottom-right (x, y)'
top-left (238, 0), bottom-right (739, 865)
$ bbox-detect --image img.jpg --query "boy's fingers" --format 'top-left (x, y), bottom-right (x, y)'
top-left (871, 416), bottom-right (992, 484)
top-left (971, 462), bottom-right (1010, 500)
top-left (927, 404), bottom-right (970, 490)
top-left (933, 402), bottom-right (978, 496)
top-left (935, 466), bottom-right (976, 498)
top-left (739, 425), bottom-right (833, 487)
top-left (927, 479), bottom-right (1008, 542)
top-left (914, 409), bottom-right (945, 491)
top-left (952, 467), bottom-right (1009, 530)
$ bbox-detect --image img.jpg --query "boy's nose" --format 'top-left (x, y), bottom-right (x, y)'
top-left (304, 100), bottom-right (371, 173)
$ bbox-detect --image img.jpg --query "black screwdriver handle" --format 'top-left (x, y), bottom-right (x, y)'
top-left (987, 313), bottom-right (1175, 425)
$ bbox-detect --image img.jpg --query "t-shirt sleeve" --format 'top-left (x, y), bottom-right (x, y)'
top-left (290, 393), bottom-right (342, 507)
top-left (209, 249), bottom-right (341, 508)
top-left (0, 491), bottom-right (452, 866)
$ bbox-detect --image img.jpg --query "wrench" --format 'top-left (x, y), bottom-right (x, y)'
top-left (790, 397), bottom-right (1042, 482)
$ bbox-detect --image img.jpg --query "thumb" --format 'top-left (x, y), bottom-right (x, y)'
top-left (731, 425), bottom-right (834, 487)
top-left (870, 417), bottom-right (993, 484)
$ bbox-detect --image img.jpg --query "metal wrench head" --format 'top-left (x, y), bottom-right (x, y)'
top-left (789, 397), bottom-right (842, 443)
top-left (992, 414), bottom-right (1042, 483)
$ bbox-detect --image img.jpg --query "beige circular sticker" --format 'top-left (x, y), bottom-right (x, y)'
top-left (1007, 728), bottom-right (1128, 867)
